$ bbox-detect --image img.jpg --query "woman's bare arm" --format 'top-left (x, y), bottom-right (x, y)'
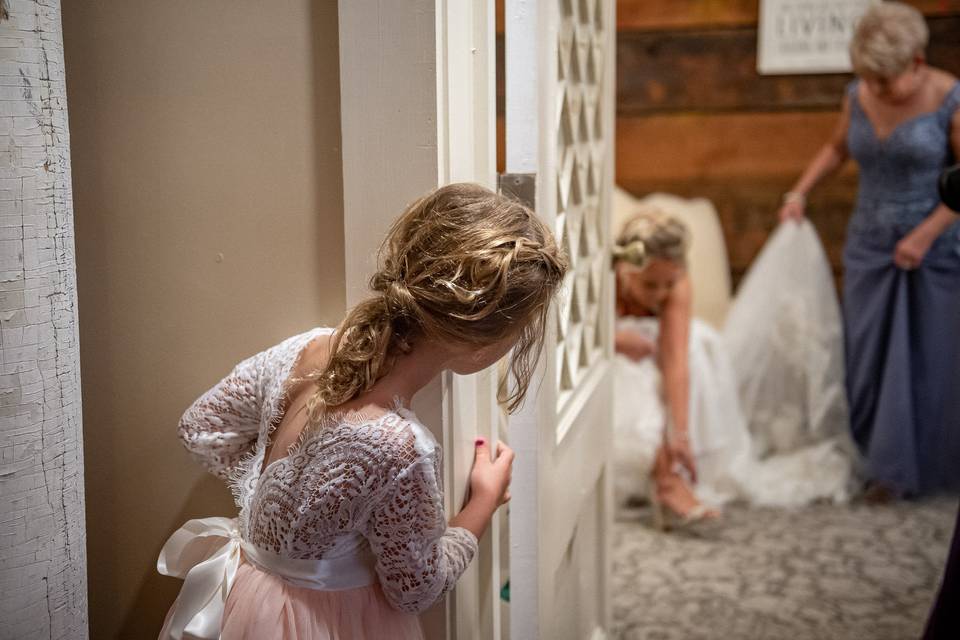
top-left (658, 275), bottom-right (692, 438)
top-left (780, 97), bottom-right (852, 220)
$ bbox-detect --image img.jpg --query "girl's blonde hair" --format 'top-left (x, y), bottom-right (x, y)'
top-left (306, 183), bottom-right (567, 420)
top-left (850, 2), bottom-right (928, 78)
top-left (612, 206), bottom-right (689, 269)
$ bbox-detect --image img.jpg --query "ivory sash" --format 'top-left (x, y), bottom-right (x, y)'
top-left (157, 517), bottom-right (377, 639)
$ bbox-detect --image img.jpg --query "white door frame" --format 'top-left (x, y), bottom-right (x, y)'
top-left (338, 1), bottom-right (501, 637)
top-left (506, 0), bottom-right (616, 637)
top-left (339, 0), bottom-right (614, 636)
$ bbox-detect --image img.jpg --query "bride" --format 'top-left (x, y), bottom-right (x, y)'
top-left (613, 207), bottom-right (857, 529)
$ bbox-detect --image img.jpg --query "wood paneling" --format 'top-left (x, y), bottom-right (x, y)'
top-left (617, 29), bottom-right (847, 114)
top-left (618, 16), bottom-right (960, 115)
top-left (617, 111), bottom-right (859, 287)
top-left (616, 111), bottom-right (857, 183)
top-left (497, 114), bottom-right (505, 173)
top-left (612, 1), bottom-right (960, 288)
top-left (617, 0), bottom-right (758, 31)
top-left (618, 176), bottom-right (857, 286)
top-left (492, 1), bottom-right (960, 284)
top-left (617, 0), bottom-right (960, 31)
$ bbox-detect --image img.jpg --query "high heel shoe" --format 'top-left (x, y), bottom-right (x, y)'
top-left (649, 447), bottom-right (722, 533)
top-left (650, 492), bottom-right (721, 533)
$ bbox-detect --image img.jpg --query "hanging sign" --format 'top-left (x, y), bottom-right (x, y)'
top-left (758, 0), bottom-right (875, 75)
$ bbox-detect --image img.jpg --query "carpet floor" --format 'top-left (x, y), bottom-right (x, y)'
top-left (612, 497), bottom-right (957, 640)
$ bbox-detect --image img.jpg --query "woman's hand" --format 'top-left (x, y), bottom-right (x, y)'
top-left (666, 431), bottom-right (697, 483)
top-left (894, 226), bottom-right (936, 270)
top-left (615, 329), bottom-right (656, 362)
top-left (778, 199), bottom-right (806, 223)
top-left (468, 438), bottom-right (514, 508)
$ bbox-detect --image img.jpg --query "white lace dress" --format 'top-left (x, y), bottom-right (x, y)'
top-left (157, 328), bottom-right (477, 640)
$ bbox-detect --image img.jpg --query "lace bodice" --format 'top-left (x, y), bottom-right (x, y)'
top-left (846, 79), bottom-right (960, 260)
top-left (177, 328), bottom-right (478, 614)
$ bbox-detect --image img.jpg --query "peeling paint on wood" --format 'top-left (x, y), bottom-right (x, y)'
top-left (0, 1), bottom-right (87, 639)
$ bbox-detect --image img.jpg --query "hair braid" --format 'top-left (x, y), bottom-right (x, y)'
top-left (305, 183), bottom-right (568, 422)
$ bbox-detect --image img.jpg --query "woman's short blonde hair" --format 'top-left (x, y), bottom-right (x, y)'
top-left (850, 2), bottom-right (928, 78)
top-left (612, 206), bottom-right (689, 269)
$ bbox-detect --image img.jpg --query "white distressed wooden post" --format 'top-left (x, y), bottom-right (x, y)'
top-left (338, 1), bottom-right (498, 637)
top-left (0, 1), bottom-right (88, 639)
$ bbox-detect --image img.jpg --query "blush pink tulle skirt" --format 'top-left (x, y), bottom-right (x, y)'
top-left (219, 560), bottom-right (424, 640)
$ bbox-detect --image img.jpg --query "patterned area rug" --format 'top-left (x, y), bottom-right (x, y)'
top-left (613, 497), bottom-right (958, 640)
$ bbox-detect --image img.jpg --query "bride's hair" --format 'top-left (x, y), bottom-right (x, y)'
top-left (612, 206), bottom-right (689, 269)
top-left (305, 183), bottom-right (567, 420)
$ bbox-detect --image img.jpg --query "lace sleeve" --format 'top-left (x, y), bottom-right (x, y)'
top-left (177, 351), bottom-right (264, 480)
top-left (366, 448), bottom-right (478, 614)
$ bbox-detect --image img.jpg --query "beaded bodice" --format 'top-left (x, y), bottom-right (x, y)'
top-left (845, 79), bottom-right (960, 259)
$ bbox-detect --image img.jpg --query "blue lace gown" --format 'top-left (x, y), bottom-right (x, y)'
top-left (844, 79), bottom-right (960, 496)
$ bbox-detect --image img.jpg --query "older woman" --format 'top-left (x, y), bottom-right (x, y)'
top-left (779, 2), bottom-right (960, 498)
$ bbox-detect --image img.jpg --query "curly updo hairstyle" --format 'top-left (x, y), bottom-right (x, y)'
top-left (305, 183), bottom-right (568, 421)
top-left (612, 206), bottom-right (690, 270)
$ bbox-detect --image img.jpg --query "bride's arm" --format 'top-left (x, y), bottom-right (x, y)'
top-left (658, 275), bottom-right (694, 476)
top-left (659, 276), bottom-right (691, 432)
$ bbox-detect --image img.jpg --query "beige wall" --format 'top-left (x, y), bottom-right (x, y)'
top-left (62, 2), bottom-right (345, 637)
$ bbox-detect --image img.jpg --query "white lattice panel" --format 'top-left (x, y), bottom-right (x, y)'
top-left (554, 0), bottom-right (609, 412)
top-left (505, 0), bottom-right (614, 636)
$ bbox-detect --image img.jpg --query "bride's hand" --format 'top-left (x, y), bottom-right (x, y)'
top-left (615, 330), bottom-right (655, 362)
top-left (666, 432), bottom-right (697, 483)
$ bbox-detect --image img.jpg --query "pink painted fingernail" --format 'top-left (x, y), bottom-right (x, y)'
top-left (475, 438), bottom-right (485, 446)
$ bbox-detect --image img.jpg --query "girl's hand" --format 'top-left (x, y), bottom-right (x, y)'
top-left (469, 438), bottom-right (514, 508)
top-left (666, 432), bottom-right (697, 483)
top-left (894, 227), bottom-right (935, 270)
top-left (451, 439), bottom-right (514, 540)
top-left (778, 199), bottom-right (806, 223)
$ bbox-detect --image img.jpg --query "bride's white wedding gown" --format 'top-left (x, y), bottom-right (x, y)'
top-left (614, 221), bottom-right (858, 508)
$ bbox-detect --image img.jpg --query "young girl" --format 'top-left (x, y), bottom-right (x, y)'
top-left (157, 183), bottom-right (567, 639)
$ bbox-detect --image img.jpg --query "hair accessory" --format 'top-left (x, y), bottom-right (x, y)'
top-left (612, 239), bottom-right (646, 267)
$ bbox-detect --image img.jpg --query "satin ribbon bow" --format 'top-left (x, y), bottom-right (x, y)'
top-left (157, 517), bottom-right (242, 640)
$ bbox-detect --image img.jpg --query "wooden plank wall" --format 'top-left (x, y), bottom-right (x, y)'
top-left (614, 0), bottom-right (960, 286)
